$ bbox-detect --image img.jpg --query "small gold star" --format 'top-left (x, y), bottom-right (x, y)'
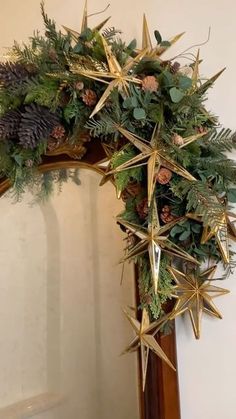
top-left (187, 212), bottom-right (230, 264)
top-left (169, 265), bottom-right (229, 339)
top-left (109, 125), bottom-right (205, 206)
top-left (118, 203), bottom-right (198, 293)
top-left (122, 308), bottom-right (175, 391)
top-left (71, 36), bottom-right (147, 117)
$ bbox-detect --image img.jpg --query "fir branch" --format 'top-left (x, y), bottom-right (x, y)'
top-left (111, 145), bottom-right (144, 192)
top-left (170, 179), bottom-right (224, 227)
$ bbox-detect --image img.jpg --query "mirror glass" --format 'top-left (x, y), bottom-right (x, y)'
top-left (0, 169), bottom-right (140, 419)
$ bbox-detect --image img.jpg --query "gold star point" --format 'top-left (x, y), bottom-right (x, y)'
top-left (122, 308), bottom-right (175, 390)
top-left (140, 14), bottom-right (185, 59)
top-left (187, 211), bottom-right (230, 264)
top-left (169, 265), bottom-right (229, 339)
top-left (62, 0), bottom-right (111, 41)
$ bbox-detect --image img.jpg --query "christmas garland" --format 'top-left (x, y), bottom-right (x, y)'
top-left (0, 1), bottom-right (236, 389)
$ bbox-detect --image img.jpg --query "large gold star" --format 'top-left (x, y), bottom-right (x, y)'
top-left (187, 212), bottom-right (230, 264)
top-left (70, 36), bottom-right (147, 117)
top-left (118, 203), bottom-right (198, 293)
top-left (109, 125), bottom-right (205, 206)
top-left (122, 308), bottom-right (175, 391)
top-left (139, 14), bottom-right (185, 59)
top-left (62, 0), bottom-right (110, 40)
top-left (169, 265), bottom-right (229, 339)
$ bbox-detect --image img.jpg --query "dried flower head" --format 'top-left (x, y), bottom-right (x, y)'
top-left (142, 75), bottom-right (159, 92)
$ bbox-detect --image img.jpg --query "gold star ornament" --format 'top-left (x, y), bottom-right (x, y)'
top-left (122, 308), bottom-right (175, 391)
top-left (109, 125), bottom-right (205, 206)
top-left (169, 265), bottom-right (229, 339)
top-left (70, 35), bottom-right (147, 117)
top-left (118, 203), bottom-right (198, 294)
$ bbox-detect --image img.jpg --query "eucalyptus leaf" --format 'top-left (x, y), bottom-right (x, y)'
top-left (154, 30), bottom-right (162, 44)
top-left (170, 225), bottom-right (185, 237)
top-left (191, 223), bottom-right (201, 234)
top-left (179, 230), bottom-right (191, 241)
top-left (169, 87), bottom-right (185, 103)
top-left (227, 188), bottom-right (236, 202)
top-left (178, 75), bottom-right (192, 91)
top-left (123, 96), bottom-right (138, 109)
top-left (133, 107), bottom-right (146, 120)
top-left (160, 40), bottom-right (171, 47)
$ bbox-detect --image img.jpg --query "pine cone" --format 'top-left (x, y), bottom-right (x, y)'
top-left (160, 212), bottom-right (176, 223)
top-left (136, 198), bottom-right (149, 219)
top-left (0, 62), bottom-right (30, 87)
top-left (155, 168), bottom-right (172, 184)
top-left (172, 133), bottom-right (184, 146)
top-left (51, 125), bottom-right (66, 140)
top-left (121, 180), bottom-right (142, 202)
top-left (0, 109), bottom-right (21, 139)
top-left (81, 89), bottom-right (97, 106)
top-left (142, 76), bottom-right (159, 92)
top-left (19, 104), bottom-right (60, 149)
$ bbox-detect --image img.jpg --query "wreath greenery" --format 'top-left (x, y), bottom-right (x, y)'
top-left (0, 2), bottom-right (235, 366)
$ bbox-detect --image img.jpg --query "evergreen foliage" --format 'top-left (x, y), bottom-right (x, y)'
top-left (0, 2), bottom-right (235, 319)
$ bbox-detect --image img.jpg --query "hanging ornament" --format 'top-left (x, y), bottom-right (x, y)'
top-left (169, 265), bottom-right (229, 339)
top-left (118, 202), bottom-right (198, 293)
top-left (109, 125), bottom-right (205, 206)
top-left (122, 308), bottom-right (175, 391)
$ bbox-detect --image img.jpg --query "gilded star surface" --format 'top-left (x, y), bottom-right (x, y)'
top-left (109, 125), bottom-right (205, 206)
top-left (118, 203), bottom-right (198, 293)
top-left (187, 212), bottom-right (230, 264)
top-left (169, 265), bottom-right (229, 339)
top-left (139, 14), bottom-right (185, 59)
top-left (71, 36), bottom-right (147, 117)
top-left (122, 308), bottom-right (175, 391)
top-left (62, 0), bottom-right (110, 40)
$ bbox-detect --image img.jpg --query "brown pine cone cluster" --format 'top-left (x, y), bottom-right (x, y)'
top-left (136, 197), bottom-right (149, 219)
top-left (121, 180), bottom-right (142, 202)
top-left (81, 89), bottom-right (97, 106)
top-left (160, 205), bottom-right (177, 224)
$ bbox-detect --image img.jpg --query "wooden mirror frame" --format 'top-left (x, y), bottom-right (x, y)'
top-left (0, 140), bottom-right (181, 419)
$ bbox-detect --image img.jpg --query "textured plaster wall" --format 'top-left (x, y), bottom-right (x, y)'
top-left (1, 1), bottom-right (236, 418)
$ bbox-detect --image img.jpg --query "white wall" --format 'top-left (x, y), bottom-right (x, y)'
top-left (1, 1), bottom-right (236, 418)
